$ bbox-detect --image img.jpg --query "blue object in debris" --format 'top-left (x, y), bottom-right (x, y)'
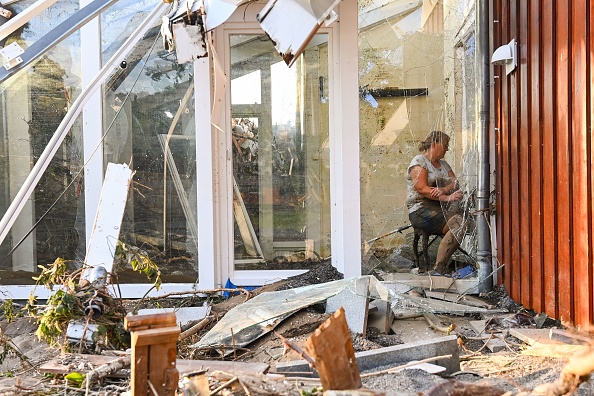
top-left (452, 265), bottom-right (474, 279)
top-left (223, 278), bottom-right (258, 298)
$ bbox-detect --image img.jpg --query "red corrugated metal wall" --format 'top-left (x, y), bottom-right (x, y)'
top-left (492, 0), bottom-right (594, 328)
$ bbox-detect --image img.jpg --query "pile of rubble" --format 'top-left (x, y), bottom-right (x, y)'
top-left (1, 264), bottom-right (594, 395)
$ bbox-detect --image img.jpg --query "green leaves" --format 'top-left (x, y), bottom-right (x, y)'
top-left (64, 372), bottom-right (85, 387)
top-left (115, 241), bottom-right (162, 290)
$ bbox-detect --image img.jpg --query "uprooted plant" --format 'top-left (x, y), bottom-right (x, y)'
top-left (24, 241), bottom-right (162, 351)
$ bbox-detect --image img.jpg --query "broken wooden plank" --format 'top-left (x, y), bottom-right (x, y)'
top-left (124, 312), bottom-right (177, 330)
top-left (82, 163), bottom-right (133, 277)
top-left (39, 354), bottom-right (130, 378)
top-left (468, 320), bottom-right (506, 352)
top-left (424, 291), bottom-right (494, 309)
top-left (132, 327), bottom-right (180, 347)
top-left (305, 307), bottom-right (362, 390)
top-left (125, 312), bottom-right (180, 396)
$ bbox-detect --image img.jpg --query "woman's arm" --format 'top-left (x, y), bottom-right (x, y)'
top-left (409, 166), bottom-right (462, 202)
top-left (438, 170), bottom-right (458, 195)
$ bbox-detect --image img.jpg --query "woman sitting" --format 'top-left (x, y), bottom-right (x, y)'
top-left (405, 131), bottom-right (467, 275)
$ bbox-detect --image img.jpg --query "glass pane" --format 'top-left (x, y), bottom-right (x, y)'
top-left (101, 0), bottom-right (161, 64)
top-left (103, 24), bottom-right (198, 283)
top-left (0, 0), bottom-right (84, 284)
top-left (231, 34), bottom-right (331, 270)
top-left (358, 1), bottom-right (479, 275)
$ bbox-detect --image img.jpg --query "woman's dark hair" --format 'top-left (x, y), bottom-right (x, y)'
top-left (418, 131), bottom-right (450, 152)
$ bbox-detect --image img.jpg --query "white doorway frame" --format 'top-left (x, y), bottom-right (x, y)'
top-left (199, 0), bottom-right (361, 288)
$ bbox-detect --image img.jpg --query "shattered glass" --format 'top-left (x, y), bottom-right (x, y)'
top-left (0, 0), bottom-right (84, 278)
top-left (358, 0), bottom-right (480, 276)
top-left (103, 16), bottom-right (198, 283)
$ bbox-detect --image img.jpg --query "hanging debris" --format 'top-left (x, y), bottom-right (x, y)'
top-left (257, 0), bottom-right (340, 67)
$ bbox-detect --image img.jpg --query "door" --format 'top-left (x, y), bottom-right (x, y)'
top-left (217, 22), bottom-right (333, 284)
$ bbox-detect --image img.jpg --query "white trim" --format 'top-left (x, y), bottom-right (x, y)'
top-left (230, 270), bottom-right (308, 286)
top-left (0, 0), bottom-right (59, 41)
top-left (195, 56), bottom-right (217, 289)
top-left (0, 283), bottom-right (199, 300)
top-left (329, 0), bottom-right (361, 278)
top-left (81, 0), bottom-right (104, 247)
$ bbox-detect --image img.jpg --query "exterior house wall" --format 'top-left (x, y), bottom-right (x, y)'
top-left (492, 0), bottom-right (594, 328)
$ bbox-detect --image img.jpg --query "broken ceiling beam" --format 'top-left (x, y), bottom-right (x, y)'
top-left (257, 0), bottom-right (340, 67)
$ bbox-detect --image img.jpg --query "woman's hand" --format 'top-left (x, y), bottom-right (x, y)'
top-left (429, 187), bottom-right (442, 198)
top-left (444, 189), bottom-right (463, 202)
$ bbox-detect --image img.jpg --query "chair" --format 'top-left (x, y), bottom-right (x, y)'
top-left (412, 226), bottom-right (474, 273)
top-left (412, 228), bottom-right (442, 272)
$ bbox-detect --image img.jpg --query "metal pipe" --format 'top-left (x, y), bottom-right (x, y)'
top-left (476, 0), bottom-right (493, 292)
top-left (0, 0), bottom-right (119, 84)
top-left (0, 0), bottom-right (59, 42)
top-left (0, 2), bottom-right (169, 247)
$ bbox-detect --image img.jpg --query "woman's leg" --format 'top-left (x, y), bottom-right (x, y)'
top-left (433, 215), bottom-right (466, 274)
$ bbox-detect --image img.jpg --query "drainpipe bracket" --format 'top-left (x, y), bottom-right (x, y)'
top-left (0, 42), bottom-right (23, 70)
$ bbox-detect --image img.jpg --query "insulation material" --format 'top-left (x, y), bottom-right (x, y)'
top-left (173, 23), bottom-right (208, 65)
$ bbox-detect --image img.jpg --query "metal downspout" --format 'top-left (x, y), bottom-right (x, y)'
top-left (476, 0), bottom-right (493, 292)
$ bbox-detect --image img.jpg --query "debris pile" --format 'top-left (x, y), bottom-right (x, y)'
top-left (0, 266), bottom-right (594, 395)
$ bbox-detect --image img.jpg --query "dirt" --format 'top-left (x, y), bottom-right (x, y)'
top-left (0, 271), bottom-right (593, 395)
